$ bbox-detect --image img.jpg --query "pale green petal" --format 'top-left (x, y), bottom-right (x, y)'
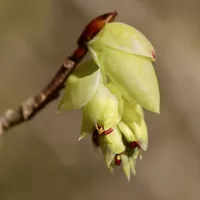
top-left (121, 154), bottom-right (131, 181)
top-left (129, 148), bottom-right (140, 175)
top-left (108, 166), bottom-right (114, 173)
top-left (88, 46), bottom-right (160, 113)
top-left (100, 143), bottom-right (116, 168)
top-left (129, 158), bottom-right (136, 176)
top-left (79, 108), bottom-right (94, 140)
top-left (106, 82), bottom-right (122, 100)
top-left (128, 120), bottom-right (148, 151)
top-left (106, 82), bottom-right (124, 123)
top-left (99, 71), bottom-right (108, 84)
top-left (117, 98), bottom-right (124, 123)
top-left (100, 127), bottom-right (125, 167)
top-left (78, 132), bottom-right (90, 141)
top-left (88, 22), bottom-right (156, 61)
top-left (117, 121), bottom-right (136, 142)
top-left (102, 127), bottom-right (126, 154)
top-left (59, 59), bottom-right (100, 110)
top-left (122, 100), bottom-right (144, 123)
top-left (84, 84), bottom-right (119, 130)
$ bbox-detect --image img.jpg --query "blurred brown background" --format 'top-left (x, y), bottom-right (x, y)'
top-left (0, 0), bottom-right (200, 199)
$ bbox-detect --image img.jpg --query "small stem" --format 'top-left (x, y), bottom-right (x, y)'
top-left (0, 11), bottom-right (118, 135)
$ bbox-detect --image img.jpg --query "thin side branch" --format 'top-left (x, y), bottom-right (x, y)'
top-left (0, 11), bottom-right (118, 135)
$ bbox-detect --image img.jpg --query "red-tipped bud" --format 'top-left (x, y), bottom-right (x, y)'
top-left (78, 11), bottom-right (118, 47)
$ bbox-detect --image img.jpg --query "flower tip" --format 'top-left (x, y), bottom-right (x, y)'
top-left (141, 143), bottom-right (148, 152)
top-left (78, 132), bottom-right (89, 141)
top-left (155, 106), bottom-right (160, 114)
top-left (57, 102), bottom-right (67, 112)
top-left (121, 154), bottom-right (131, 181)
top-left (55, 109), bottom-right (61, 114)
top-left (152, 50), bottom-right (156, 61)
top-left (78, 136), bottom-right (82, 141)
top-left (154, 102), bottom-right (160, 114)
top-left (107, 11), bottom-right (118, 20)
top-left (148, 103), bottom-right (160, 114)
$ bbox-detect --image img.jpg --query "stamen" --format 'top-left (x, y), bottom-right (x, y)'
top-left (98, 127), bottom-right (104, 134)
top-left (95, 124), bottom-right (104, 134)
top-left (104, 127), bottom-right (113, 135)
top-left (130, 141), bottom-right (140, 149)
top-left (95, 124), bottom-right (113, 135)
top-left (95, 124), bottom-right (99, 130)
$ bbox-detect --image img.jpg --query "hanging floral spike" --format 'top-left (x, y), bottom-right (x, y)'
top-left (59, 22), bottom-right (160, 181)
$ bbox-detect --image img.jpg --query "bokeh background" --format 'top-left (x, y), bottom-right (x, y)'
top-left (0, 0), bottom-right (200, 199)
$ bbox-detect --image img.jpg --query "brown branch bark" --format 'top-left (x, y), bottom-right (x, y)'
top-left (0, 11), bottom-right (118, 135)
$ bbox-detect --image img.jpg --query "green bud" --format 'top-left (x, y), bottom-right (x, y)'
top-left (100, 127), bottom-right (126, 167)
top-left (80, 83), bottom-right (120, 139)
top-left (85, 84), bottom-right (119, 130)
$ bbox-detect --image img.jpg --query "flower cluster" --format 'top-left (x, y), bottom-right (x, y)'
top-left (59, 22), bottom-right (160, 181)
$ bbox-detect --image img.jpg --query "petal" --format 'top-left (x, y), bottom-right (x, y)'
top-left (117, 121), bottom-right (136, 142)
top-left (122, 100), bottom-right (144, 123)
top-left (88, 22), bottom-right (156, 61)
top-left (58, 59), bottom-right (100, 110)
top-left (84, 84), bottom-right (119, 130)
top-left (106, 82), bottom-right (122, 100)
top-left (106, 82), bottom-right (124, 123)
top-left (128, 119), bottom-right (148, 151)
top-left (100, 143), bottom-right (116, 168)
top-left (129, 148), bottom-right (140, 175)
top-left (89, 46), bottom-right (160, 113)
top-left (121, 153), bottom-right (131, 181)
top-left (79, 108), bottom-right (94, 139)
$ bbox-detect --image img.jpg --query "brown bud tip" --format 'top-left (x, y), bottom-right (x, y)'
top-left (78, 11), bottom-right (118, 47)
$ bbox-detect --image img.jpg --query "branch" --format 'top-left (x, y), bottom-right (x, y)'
top-left (0, 11), bottom-right (118, 135)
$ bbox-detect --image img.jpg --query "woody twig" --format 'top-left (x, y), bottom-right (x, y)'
top-left (0, 11), bottom-right (118, 135)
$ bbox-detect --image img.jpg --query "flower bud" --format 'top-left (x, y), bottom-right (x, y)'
top-left (100, 127), bottom-right (126, 167)
top-left (80, 83), bottom-right (120, 139)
